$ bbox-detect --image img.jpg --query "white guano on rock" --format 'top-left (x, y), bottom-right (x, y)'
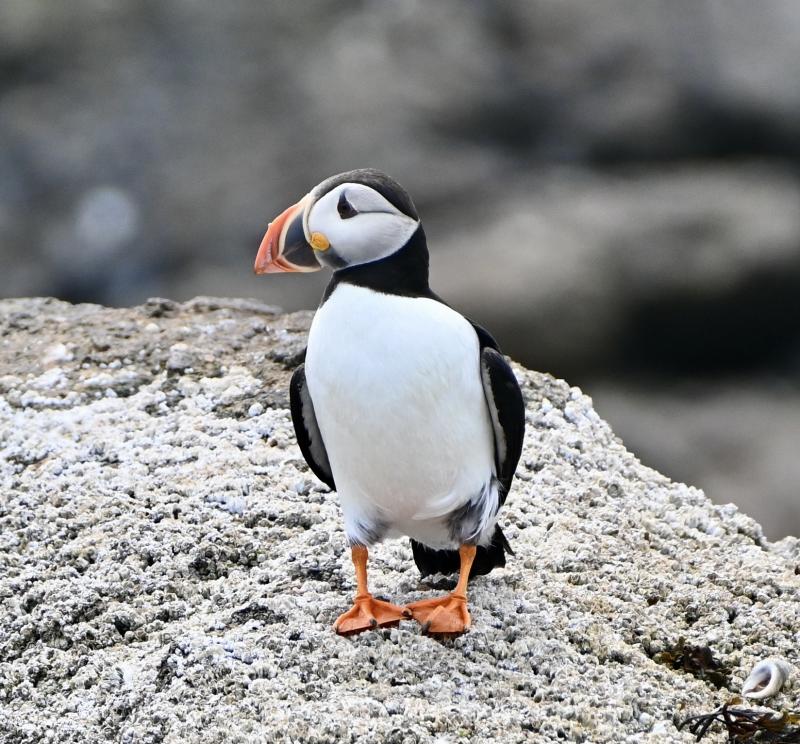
top-left (0, 297), bottom-right (799, 743)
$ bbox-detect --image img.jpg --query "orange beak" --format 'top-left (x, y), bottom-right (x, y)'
top-left (254, 194), bottom-right (321, 274)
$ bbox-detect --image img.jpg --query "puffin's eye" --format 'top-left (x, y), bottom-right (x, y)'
top-left (337, 192), bottom-right (357, 220)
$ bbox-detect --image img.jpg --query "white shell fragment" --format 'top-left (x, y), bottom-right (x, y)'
top-left (742, 659), bottom-right (793, 699)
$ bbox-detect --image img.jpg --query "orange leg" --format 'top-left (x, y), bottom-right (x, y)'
top-left (406, 545), bottom-right (476, 635)
top-left (333, 545), bottom-right (411, 635)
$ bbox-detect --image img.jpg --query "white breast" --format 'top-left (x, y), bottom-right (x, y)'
top-left (304, 283), bottom-right (495, 547)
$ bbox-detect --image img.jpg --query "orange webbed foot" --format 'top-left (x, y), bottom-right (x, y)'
top-left (334, 595), bottom-right (411, 636)
top-left (406, 593), bottom-right (471, 636)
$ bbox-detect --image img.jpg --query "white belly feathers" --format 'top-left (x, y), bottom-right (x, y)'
top-left (304, 283), bottom-right (496, 548)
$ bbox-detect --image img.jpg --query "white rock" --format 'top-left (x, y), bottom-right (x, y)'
top-left (42, 343), bottom-right (73, 366)
top-left (1, 297), bottom-right (798, 744)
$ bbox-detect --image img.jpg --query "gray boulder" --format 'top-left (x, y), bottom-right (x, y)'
top-left (1, 297), bottom-right (798, 743)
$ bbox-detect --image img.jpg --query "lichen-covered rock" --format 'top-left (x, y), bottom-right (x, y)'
top-left (1, 297), bottom-right (798, 743)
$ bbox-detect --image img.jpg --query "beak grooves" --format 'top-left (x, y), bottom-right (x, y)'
top-left (254, 195), bottom-right (320, 274)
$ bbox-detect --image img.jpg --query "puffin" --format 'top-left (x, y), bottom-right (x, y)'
top-left (254, 169), bottom-right (525, 635)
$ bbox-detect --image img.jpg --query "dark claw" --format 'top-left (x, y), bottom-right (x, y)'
top-left (369, 617), bottom-right (378, 628)
top-left (421, 620), bottom-right (432, 635)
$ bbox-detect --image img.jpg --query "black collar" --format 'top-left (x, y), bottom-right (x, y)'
top-left (321, 226), bottom-right (434, 303)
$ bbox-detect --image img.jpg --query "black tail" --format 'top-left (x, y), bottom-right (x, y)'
top-left (410, 526), bottom-right (513, 580)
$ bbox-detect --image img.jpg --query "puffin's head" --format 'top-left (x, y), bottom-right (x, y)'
top-left (254, 169), bottom-right (420, 274)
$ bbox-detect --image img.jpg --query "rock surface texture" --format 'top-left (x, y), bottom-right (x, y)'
top-left (1, 297), bottom-right (798, 743)
top-left (4, 0), bottom-right (800, 539)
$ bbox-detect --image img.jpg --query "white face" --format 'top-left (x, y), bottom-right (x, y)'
top-left (305, 183), bottom-right (419, 269)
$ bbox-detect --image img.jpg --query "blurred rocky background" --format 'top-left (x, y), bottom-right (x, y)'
top-left (1, 0), bottom-right (798, 537)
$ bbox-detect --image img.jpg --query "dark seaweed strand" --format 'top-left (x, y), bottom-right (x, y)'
top-left (678, 700), bottom-right (800, 742)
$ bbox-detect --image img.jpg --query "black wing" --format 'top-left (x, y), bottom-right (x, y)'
top-left (480, 346), bottom-right (525, 500)
top-left (289, 365), bottom-right (335, 491)
top-left (410, 320), bottom-right (525, 579)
